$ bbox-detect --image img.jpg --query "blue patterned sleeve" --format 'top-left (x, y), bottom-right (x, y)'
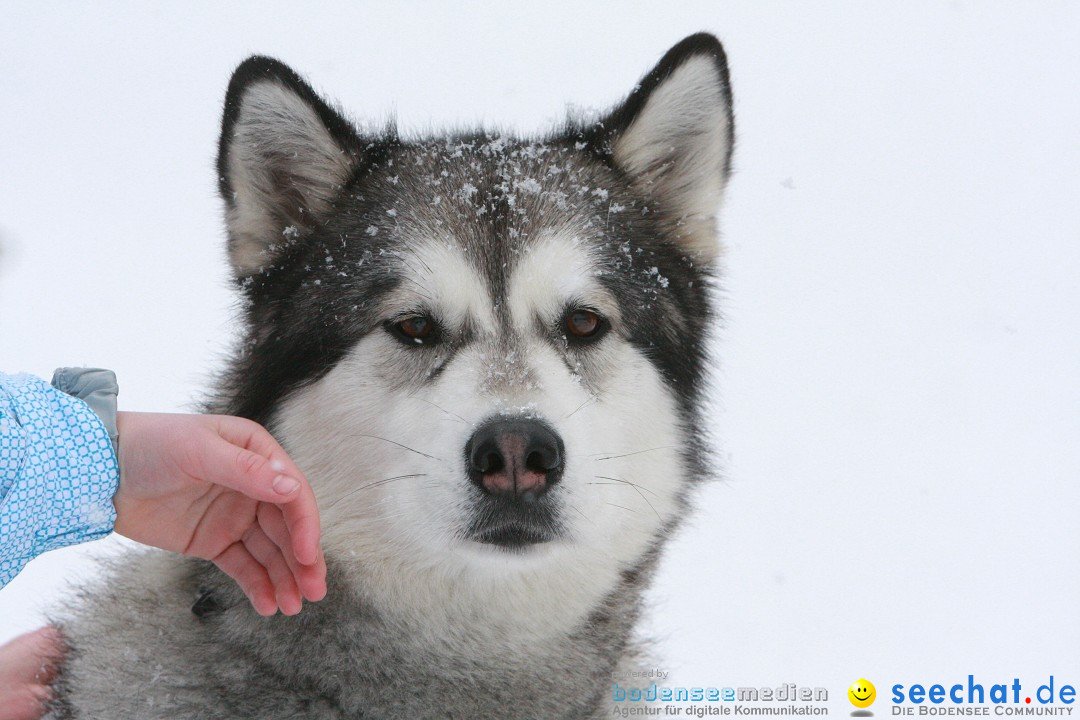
top-left (0, 372), bottom-right (120, 587)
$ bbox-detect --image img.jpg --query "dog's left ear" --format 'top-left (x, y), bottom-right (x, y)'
top-left (217, 56), bottom-right (365, 278)
top-left (599, 33), bottom-right (735, 263)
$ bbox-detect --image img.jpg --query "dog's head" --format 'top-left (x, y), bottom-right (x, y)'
top-left (215, 34), bottom-right (733, 626)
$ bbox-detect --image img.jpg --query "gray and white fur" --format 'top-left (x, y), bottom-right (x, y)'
top-left (47, 33), bottom-right (735, 719)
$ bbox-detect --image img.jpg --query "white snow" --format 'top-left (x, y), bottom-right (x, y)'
top-left (0, 0), bottom-right (1077, 698)
top-left (516, 177), bottom-right (543, 195)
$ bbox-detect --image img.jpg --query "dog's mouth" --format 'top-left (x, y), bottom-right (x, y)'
top-left (464, 495), bottom-right (562, 549)
top-left (470, 523), bottom-right (555, 548)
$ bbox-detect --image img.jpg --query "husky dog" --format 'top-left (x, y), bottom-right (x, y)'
top-left (48, 33), bottom-right (734, 719)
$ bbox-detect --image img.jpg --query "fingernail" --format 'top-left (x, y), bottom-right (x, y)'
top-left (273, 475), bottom-right (300, 495)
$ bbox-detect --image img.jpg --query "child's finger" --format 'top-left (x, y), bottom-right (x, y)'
top-left (197, 435), bottom-right (296, 502)
top-left (211, 541), bottom-right (278, 616)
top-left (277, 490), bottom-right (321, 567)
top-left (0, 686), bottom-right (51, 720)
top-left (257, 503), bottom-right (327, 602)
top-left (241, 525), bottom-right (303, 615)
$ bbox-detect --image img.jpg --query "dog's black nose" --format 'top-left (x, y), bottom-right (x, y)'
top-left (465, 419), bottom-right (564, 500)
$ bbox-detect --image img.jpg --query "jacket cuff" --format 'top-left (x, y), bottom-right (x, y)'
top-left (51, 368), bottom-right (119, 456)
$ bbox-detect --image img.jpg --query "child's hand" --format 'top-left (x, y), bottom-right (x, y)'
top-left (0, 627), bottom-right (61, 720)
top-left (113, 412), bottom-right (326, 616)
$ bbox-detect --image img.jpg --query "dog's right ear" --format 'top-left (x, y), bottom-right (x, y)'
top-left (218, 56), bottom-right (363, 278)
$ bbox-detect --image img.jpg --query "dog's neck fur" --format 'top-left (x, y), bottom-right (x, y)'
top-left (193, 554), bottom-right (655, 718)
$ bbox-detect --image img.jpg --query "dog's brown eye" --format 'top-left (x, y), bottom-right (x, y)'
top-left (564, 309), bottom-right (607, 341)
top-left (386, 315), bottom-right (441, 346)
top-left (397, 316), bottom-right (433, 340)
top-left (567, 310), bottom-right (599, 337)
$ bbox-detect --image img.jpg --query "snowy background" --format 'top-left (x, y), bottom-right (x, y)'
top-left (1, 1), bottom-right (1077, 701)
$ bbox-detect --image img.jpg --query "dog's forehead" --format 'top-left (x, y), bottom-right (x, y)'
top-left (396, 139), bottom-right (615, 244)
top-left (378, 138), bottom-right (622, 315)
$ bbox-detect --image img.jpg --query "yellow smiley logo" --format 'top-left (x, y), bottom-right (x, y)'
top-left (848, 679), bottom-right (876, 708)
